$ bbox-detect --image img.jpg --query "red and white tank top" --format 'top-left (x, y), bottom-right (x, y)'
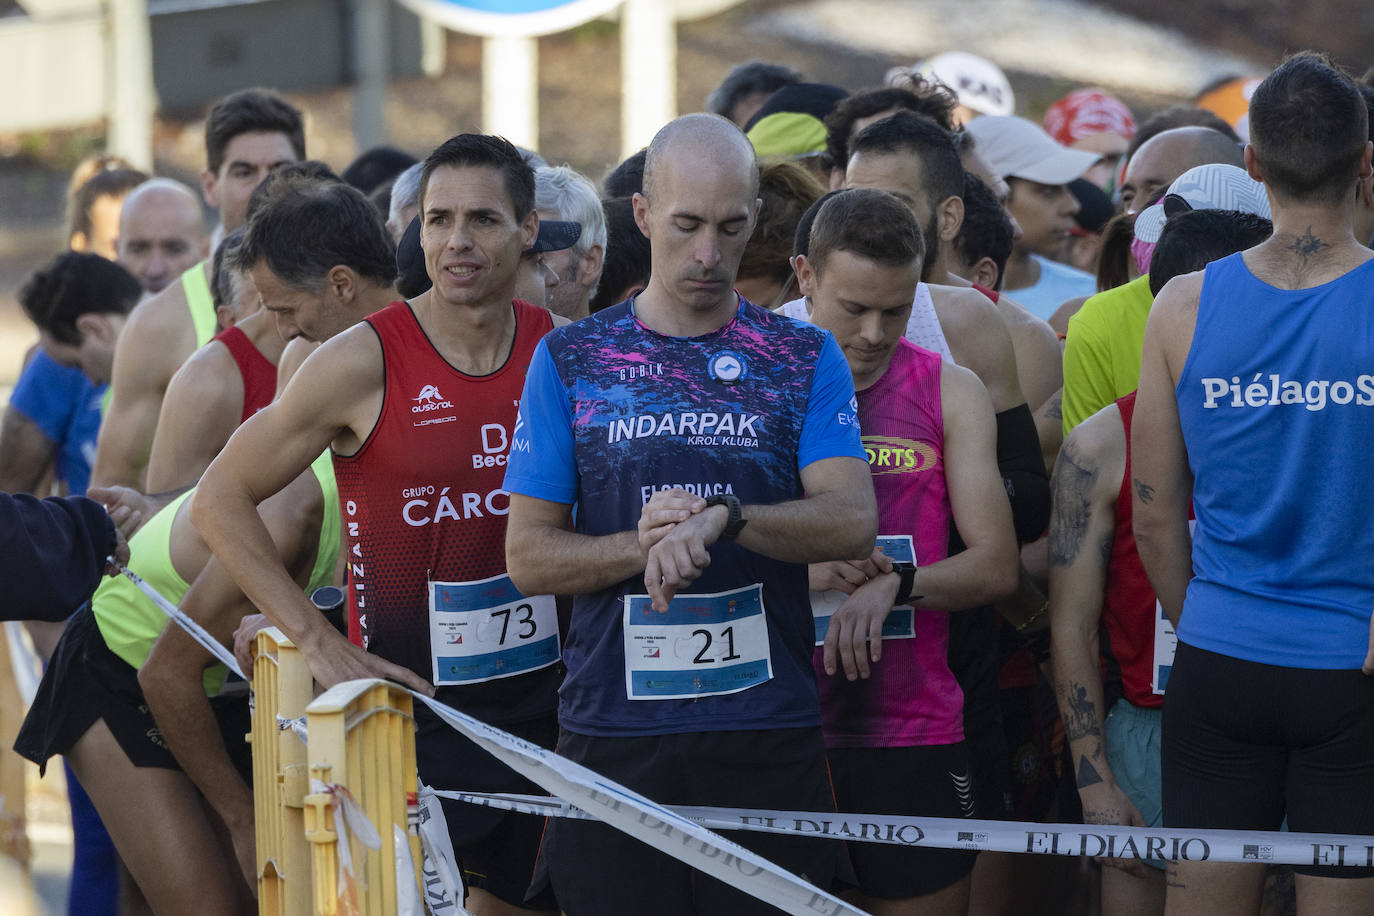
top-left (212, 325), bottom-right (276, 422)
top-left (333, 299), bottom-right (558, 721)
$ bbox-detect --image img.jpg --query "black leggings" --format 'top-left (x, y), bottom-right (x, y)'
top-left (1162, 641), bottom-right (1374, 877)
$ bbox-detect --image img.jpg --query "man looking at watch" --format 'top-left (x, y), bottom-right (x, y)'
top-left (798, 189), bottom-right (1019, 916)
top-left (503, 113), bottom-right (878, 914)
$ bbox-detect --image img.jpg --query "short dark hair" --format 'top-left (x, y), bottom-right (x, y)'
top-left (235, 183), bottom-right (396, 289)
top-left (419, 134), bottom-right (534, 221)
top-left (603, 148), bottom-right (647, 198)
top-left (707, 60), bottom-right (803, 119)
top-left (1124, 106), bottom-right (1240, 164)
top-left (67, 167), bottom-right (149, 242)
top-left (21, 252), bottom-right (142, 344)
top-left (955, 173), bottom-right (1014, 288)
top-left (341, 145), bottom-right (418, 194)
top-left (1250, 53), bottom-right (1368, 204)
top-left (849, 111), bottom-right (965, 208)
top-left (590, 197), bottom-right (651, 313)
top-left (793, 190), bottom-right (846, 259)
top-left (738, 160), bottom-right (825, 287)
top-left (205, 88), bottom-right (306, 175)
top-left (825, 85), bottom-right (959, 172)
top-left (244, 160), bottom-right (342, 224)
top-left (807, 188), bottom-right (923, 276)
top-left (1149, 208), bottom-right (1272, 296)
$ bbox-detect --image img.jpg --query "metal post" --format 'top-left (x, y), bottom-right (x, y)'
top-left (353, 0), bottom-right (390, 153)
top-left (620, 0), bottom-right (675, 158)
top-left (482, 35), bottom-right (539, 150)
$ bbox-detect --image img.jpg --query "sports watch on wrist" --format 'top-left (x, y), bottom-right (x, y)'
top-left (704, 493), bottom-right (748, 542)
top-left (891, 561), bottom-right (919, 605)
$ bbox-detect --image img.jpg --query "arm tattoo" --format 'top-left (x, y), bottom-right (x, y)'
top-left (1063, 681), bottom-right (1101, 742)
top-left (1132, 477), bottom-right (1155, 504)
top-left (1044, 393), bottom-right (1063, 421)
top-left (1048, 438), bottom-right (1097, 566)
top-left (1076, 755), bottom-right (1104, 789)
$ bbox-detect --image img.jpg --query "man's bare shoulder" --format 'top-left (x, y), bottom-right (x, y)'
top-left (126, 275), bottom-right (194, 341)
top-left (165, 340), bottom-right (239, 407)
top-left (1064, 402), bottom-right (1126, 476)
top-left (1152, 271), bottom-right (1205, 323)
top-left (928, 283), bottom-right (1004, 329)
top-left (287, 323), bottom-right (385, 395)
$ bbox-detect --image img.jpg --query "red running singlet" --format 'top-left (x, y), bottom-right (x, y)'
top-left (213, 325), bottom-right (276, 422)
top-left (333, 299), bottom-right (559, 722)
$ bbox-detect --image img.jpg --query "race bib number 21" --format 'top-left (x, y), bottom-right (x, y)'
top-left (623, 583), bottom-right (772, 700)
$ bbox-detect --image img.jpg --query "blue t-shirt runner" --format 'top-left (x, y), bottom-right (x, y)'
top-left (504, 296), bottom-right (865, 736)
top-left (7, 350), bottom-right (105, 495)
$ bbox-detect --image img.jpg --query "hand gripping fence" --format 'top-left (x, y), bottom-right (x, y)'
top-left (125, 568), bottom-right (1374, 916)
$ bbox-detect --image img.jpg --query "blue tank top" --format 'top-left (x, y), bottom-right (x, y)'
top-left (1175, 252), bottom-right (1374, 669)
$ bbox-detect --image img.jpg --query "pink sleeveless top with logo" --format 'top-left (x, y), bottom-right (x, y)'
top-left (814, 339), bottom-right (964, 748)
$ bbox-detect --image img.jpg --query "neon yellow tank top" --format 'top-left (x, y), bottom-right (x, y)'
top-left (182, 263), bottom-right (218, 349)
top-left (93, 451), bottom-right (341, 693)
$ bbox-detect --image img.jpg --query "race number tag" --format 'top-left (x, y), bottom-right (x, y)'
top-left (1151, 603), bottom-right (1176, 695)
top-left (811, 535), bottom-right (917, 645)
top-left (429, 574), bottom-right (560, 686)
top-left (1152, 520), bottom-right (1193, 695)
top-left (623, 583), bottom-right (772, 701)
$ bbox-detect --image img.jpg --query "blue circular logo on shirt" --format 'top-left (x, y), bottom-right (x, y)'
top-left (708, 351), bottom-right (747, 383)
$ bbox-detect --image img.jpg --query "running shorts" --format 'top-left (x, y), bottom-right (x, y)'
top-left (1162, 641), bottom-right (1374, 878)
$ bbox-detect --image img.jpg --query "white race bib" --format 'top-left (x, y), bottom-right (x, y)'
top-left (429, 574), bottom-right (560, 686)
top-left (811, 535), bottom-right (918, 645)
top-left (623, 583), bottom-right (772, 700)
top-left (1151, 603), bottom-right (1176, 695)
top-left (1151, 520), bottom-right (1194, 695)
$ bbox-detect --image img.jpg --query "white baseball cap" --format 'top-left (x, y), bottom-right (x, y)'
top-left (913, 51), bottom-right (1016, 118)
top-left (964, 115), bottom-right (1101, 185)
top-left (1132, 164), bottom-right (1272, 244)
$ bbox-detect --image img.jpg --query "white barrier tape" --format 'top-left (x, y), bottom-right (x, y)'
top-left (410, 691), bottom-right (865, 916)
top-left (116, 565), bottom-right (245, 680)
top-left (310, 779), bottom-right (382, 915)
top-left (437, 790), bottom-right (1374, 870)
top-left (277, 714), bottom-right (309, 742)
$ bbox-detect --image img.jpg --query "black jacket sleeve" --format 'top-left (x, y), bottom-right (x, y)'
top-left (996, 404), bottom-right (1051, 545)
top-left (2, 492), bottom-right (116, 622)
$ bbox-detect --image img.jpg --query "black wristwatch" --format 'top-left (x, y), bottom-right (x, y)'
top-left (891, 561), bottom-right (919, 605)
top-left (704, 493), bottom-right (748, 542)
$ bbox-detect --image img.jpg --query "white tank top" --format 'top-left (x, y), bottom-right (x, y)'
top-left (777, 284), bottom-right (954, 365)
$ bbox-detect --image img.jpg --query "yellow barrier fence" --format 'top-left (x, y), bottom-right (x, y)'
top-left (250, 627), bottom-right (315, 916)
top-left (304, 678), bottom-right (424, 916)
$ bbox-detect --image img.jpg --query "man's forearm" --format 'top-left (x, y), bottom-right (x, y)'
top-left (507, 526), bottom-right (644, 597)
top-left (1133, 502), bottom-right (1191, 627)
top-left (1051, 623), bottom-right (1117, 792)
top-left (734, 490), bottom-right (876, 565)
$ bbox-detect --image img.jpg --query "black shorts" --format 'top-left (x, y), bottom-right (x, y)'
top-left (1163, 641), bottom-right (1374, 878)
top-left (539, 726), bottom-right (851, 916)
top-left (414, 705), bottom-right (559, 909)
top-left (14, 603), bottom-right (251, 778)
top-left (947, 606), bottom-right (1014, 819)
top-left (1000, 662), bottom-right (1067, 823)
top-left (827, 743), bottom-right (979, 899)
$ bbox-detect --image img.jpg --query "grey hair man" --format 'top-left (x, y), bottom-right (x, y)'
top-left (387, 161), bottom-right (423, 244)
top-left (534, 165), bottom-right (606, 320)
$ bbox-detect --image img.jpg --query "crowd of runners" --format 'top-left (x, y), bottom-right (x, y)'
top-left (4, 45), bottom-right (1374, 916)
